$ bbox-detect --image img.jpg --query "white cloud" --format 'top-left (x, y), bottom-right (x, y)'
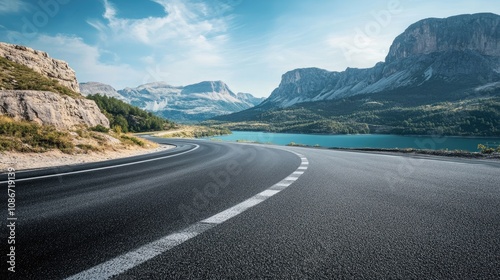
top-left (29, 35), bottom-right (143, 88)
top-left (0, 1), bottom-right (28, 14)
top-left (89, 0), bottom-right (228, 48)
top-left (81, 0), bottom-right (235, 88)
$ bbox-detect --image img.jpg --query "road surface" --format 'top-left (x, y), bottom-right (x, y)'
top-left (1, 138), bottom-right (499, 279)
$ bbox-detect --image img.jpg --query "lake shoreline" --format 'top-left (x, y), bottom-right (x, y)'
top-left (226, 129), bottom-right (500, 139)
top-left (328, 147), bottom-right (500, 160)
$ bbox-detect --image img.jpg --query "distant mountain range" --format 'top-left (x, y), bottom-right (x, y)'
top-left (212, 13), bottom-right (500, 136)
top-left (80, 81), bottom-right (264, 122)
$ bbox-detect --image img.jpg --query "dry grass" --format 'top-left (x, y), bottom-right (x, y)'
top-left (0, 56), bottom-right (81, 98)
top-left (0, 116), bottom-right (157, 154)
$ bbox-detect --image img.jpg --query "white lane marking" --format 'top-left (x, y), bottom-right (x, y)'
top-left (298, 167), bottom-right (307, 170)
top-left (258, 189), bottom-right (280, 197)
top-left (66, 150), bottom-right (308, 280)
top-left (0, 145), bottom-right (199, 184)
top-left (66, 224), bottom-right (210, 280)
top-left (293, 171), bottom-right (304, 175)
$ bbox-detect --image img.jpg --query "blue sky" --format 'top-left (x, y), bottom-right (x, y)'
top-left (0, 0), bottom-right (499, 97)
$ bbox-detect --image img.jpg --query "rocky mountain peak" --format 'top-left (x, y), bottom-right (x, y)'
top-left (280, 68), bottom-right (332, 85)
top-left (0, 42), bottom-right (80, 93)
top-left (78, 80), bottom-right (263, 122)
top-left (386, 13), bottom-right (500, 63)
top-left (183, 81), bottom-right (234, 96)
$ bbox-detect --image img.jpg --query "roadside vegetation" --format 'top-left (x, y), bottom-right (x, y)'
top-left (0, 115), bottom-right (74, 153)
top-left (0, 56), bottom-right (81, 98)
top-left (0, 115), bottom-right (154, 154)
top-left (477, 143), bottom-right (500, 154)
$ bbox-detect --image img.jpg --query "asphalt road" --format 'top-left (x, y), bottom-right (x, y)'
top-left (1, 138), bottom-right (500, 279)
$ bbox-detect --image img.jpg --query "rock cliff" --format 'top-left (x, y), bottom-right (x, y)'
top-left (0, 90), bottom-right (109, 129)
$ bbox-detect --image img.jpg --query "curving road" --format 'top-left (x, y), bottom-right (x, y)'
top-left (1, 138), bottom-right (500, 279)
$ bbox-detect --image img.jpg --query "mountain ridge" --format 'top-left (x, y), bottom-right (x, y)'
top-left (252, 13), bottom-right (500, 109)
top-left (81, 80), bottom-right (265, 123)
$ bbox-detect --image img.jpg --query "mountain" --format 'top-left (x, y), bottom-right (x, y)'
top-left (237, 92), bottom-right (266, 106)
top-left (212, 13), bottom-right (500, 136)
top-left (257, 13), bottom-right (500, 108)
top-left (113, 81), bottom-right (262, 122)
top-left (79, 80), bottom-right (263, 123)
top-left (80, 82), bottom-right (128, 102)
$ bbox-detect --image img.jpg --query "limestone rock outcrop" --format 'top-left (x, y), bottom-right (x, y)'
top-left (0, 90), bottom-right (109, 129)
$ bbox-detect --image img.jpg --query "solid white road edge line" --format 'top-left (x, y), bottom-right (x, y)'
top-left (65, 150), bottom-right (308, 280)
top-left (0, 144), bottom-right (200, 184)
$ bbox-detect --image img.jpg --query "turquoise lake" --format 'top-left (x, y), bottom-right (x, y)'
top-left (208, 131), bottom-right (500, 152)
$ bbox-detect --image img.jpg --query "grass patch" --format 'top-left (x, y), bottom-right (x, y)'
top-left (120, 134), bottom-right (145, 147)
top-left (76, 144), bottom-right (100, 153)
top-left (0, 115), bottom-right (74, 153)
top-left (0, 56), bottom-right (80, 98)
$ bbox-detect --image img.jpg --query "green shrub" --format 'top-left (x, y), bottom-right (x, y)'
top-left (90, 125), bottom-right (109, 133)
top-left (0, 116), bottom-right (74, 153)
top-left (477, 144), bottom-right (496, 154)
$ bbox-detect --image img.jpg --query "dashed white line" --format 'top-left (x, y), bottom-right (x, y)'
top-left (65, 150), bottom-right (308, 280)
top-left (284, 176), bottom-right (299, 181)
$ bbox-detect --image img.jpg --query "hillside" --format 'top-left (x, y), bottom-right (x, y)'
top-left (0, 56), bottom-right (80, 98)
top-left (0, 42), bottom-right (168, 155)
top-left (212, 13), bottom-right (500, 136)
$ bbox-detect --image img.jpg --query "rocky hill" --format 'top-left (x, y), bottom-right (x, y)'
top-left (212, 13), bottom-right (500, 136)
top-left (0, 42), bottom-right (80, 93)
top-left (81, 80), bottom-right (264, 122)
top-left (0, 42), bottom-right (109, 129)
top-left (256, 13), bottom-right (500, 108)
